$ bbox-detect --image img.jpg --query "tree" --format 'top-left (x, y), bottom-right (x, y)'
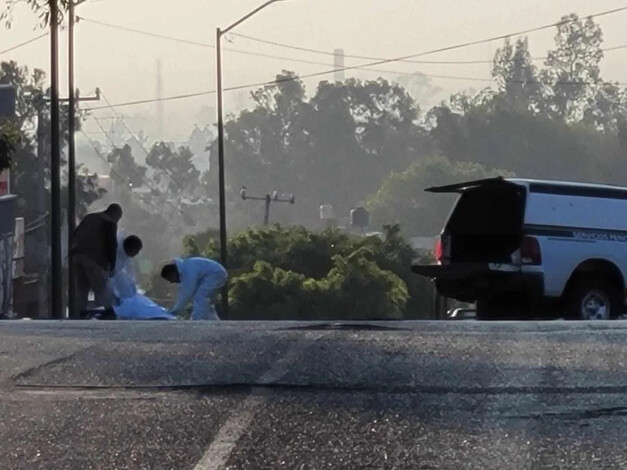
top-left (582, 81), bottom-right (627, 132)
top-left (206, 72), bottom-right (432, 228)
top-left (2, 0), bottom-right (71, 28)
top-left (146, 141), bottom-right (200, 196)
top-left (367, 155), bottom-right (512, 237)
top-left (428, 89), bottom-right (624, 183)
top-left (187, 125), bottom-right (212, 173)
top-left (62, 164), bottom-right (105, 219)
top-left (541, 14), bottom-right (603, 120)
top-left (394, 72), bottom-right (442, 108)
top-left (0, 60), bottom-right (103, 222)
top-left (107, 144), bottom-right (147, 190)
top-left (492, 37), bottom-right (545, 110)
top-left (0, 124), bottom-right (19, 171)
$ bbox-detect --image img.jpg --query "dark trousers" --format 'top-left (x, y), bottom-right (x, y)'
top-left (72, 254), bottom-right (114, 314)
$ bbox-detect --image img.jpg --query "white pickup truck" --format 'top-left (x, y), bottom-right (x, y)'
top-left (412, 177), bottom-right (627, 320)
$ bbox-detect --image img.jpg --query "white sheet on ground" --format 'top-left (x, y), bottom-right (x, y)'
top-left (114, 293), bottom-right (177, 320)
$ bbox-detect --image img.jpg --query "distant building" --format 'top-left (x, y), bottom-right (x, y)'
top-left (410, 237), bottom-right (436, 253)
top-left (95, 174), bottom-right (113, 194)
top-left (0, 170), bottom-right (9, 196)
top-left (334, 49), bottom-right (345, 82)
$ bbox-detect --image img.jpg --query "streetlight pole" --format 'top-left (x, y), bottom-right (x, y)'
top-left (215, 26), bottom-right (227, 318)
top-left (49, 0), bottom-right (62, 319)
top-left (67, 0), bottom-right (77, 319)
top-left (215, 0), bottom-right (285, 319)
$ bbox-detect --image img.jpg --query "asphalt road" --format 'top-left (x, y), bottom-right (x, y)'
top-left (0, 320), bottom-right (626, 470)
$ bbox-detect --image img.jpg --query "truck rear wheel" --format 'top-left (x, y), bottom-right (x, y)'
top-left (565, 276), bottom-right (622, 320)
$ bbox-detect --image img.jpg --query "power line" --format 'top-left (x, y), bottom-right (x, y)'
top-left (78, 127), bottom-right (161, 210)
top-left (91, 92), bottom-right (203, 223)
top-left (99, 90), bottom-right (189, 195)
top-left (77, 11), bottom-right (627, 73)
top-left (76, 15), bottom-right (433, 76)
top-left (85, 111), bottom-right (188, 216)
top-left (603, 43), bottom-right (627, 52)
top-left (0, 33), bottom-right (48, 56)
top-left (79, 4), bottom-right (627, 69)
top-left (82, 4), bottom-right (627, 111)
top-left (229, 31), bottom-right (495, 65)
top-left (230, 32), bottom-right (627, 66)
top-left (88, 90), bottom-right (214, 110)
top-left (279, 5), bottom-right (627, 81)
top-left (88, 73), bottom-right (610, 111)
top-left (76, 7), bottom-right (627, 100)
top-left (77, 17), bottom-right (213, 48)
top-left (77, 17), bottom-right (500, 78)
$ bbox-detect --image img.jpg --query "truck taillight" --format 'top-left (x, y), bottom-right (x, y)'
top-left (435, 237), bottom-right (443, 264)
top-left (521, 236), bottom-right (542, 265)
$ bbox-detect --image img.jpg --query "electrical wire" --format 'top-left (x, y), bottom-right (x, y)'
top-left (82, 4), bottom-right (627, 110)
top-left (269, 5), bottom-right (627, 84)
top-left (76, 16), bottom-right (436, 76)
top-left (230, 32), bottom-right (627, 65)
top-left (0, 33), bottom-right (48, 56)
top-left (98, 91), bottom-right (189, 195)
top-left (79, 4), bottom-right (627, 68)
top-left (78, 127), bottom-right (161, 210)
top-left (85, 112), bottom-right (188, 215)
top-left (76, 16), bottom-right (213, 48)
top-left (86, 73), bottom-right (612, 111)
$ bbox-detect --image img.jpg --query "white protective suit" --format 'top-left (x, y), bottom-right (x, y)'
top-left (170, 257), bottom-right (228, 321)
top-left (111, 230), bottom-right (176, 320)
top-left (110, 230), bottom-right (137, 299)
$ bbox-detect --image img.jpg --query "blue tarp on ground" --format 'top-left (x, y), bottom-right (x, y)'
top-left (114, 294), bottom-right (177, 321)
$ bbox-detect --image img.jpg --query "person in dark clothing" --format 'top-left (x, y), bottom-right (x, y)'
top-left (69, 203), bottom-right (123, 319)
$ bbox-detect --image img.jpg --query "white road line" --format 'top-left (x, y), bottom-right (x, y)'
top-left (193, 339), bottom-right (313, 470)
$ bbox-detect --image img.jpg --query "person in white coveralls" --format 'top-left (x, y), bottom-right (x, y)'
top-left (160, 257), bottom-right (228, 320)
top-left (111, 230), bottom-right (176, 320)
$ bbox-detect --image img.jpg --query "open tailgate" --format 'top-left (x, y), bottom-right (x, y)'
top-left (425, 176), bottom-right (513, 193)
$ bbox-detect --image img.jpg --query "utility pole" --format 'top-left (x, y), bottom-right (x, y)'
top-left (35, 96), bottom-right (48, 318)
top-left (67, 1), bottom-right (91, 318)
top-left (240, 187), bottom-right (295, 225)
top-left (49, 0), bottom-right (62, 319)
top-left (32, 83), bottom-right (99, 320)
top-left (64, 88), bottom-right (100, 318)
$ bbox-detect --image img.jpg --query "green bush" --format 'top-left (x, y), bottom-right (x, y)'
top-left (172, 223), bottom-right (433, 320)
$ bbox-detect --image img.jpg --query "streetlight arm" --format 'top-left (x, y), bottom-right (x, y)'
top-left (221, 0), bottom-right (284, 35)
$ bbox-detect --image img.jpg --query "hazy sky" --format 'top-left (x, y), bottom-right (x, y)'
top-left (3, 0), bottom-right (627, 143)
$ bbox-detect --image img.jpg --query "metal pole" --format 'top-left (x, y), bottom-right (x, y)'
top-left (36, 104), bottom-right (48, 317)
top-left (264, 194), bottom-right (271, 225)
top-left (67, 0), bottom-right (77, 319)
top-left (214, 1), bottom-right (285, 320)
top-left (49, 0), bottom-right (62, 319)
top-left (216, 28), bottom-right (229, 318)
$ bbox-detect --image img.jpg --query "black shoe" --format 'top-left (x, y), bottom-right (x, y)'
top-left (79, 310), bottom-right (92, 319)
top-left (98, 308), bottom-right (117, 320)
